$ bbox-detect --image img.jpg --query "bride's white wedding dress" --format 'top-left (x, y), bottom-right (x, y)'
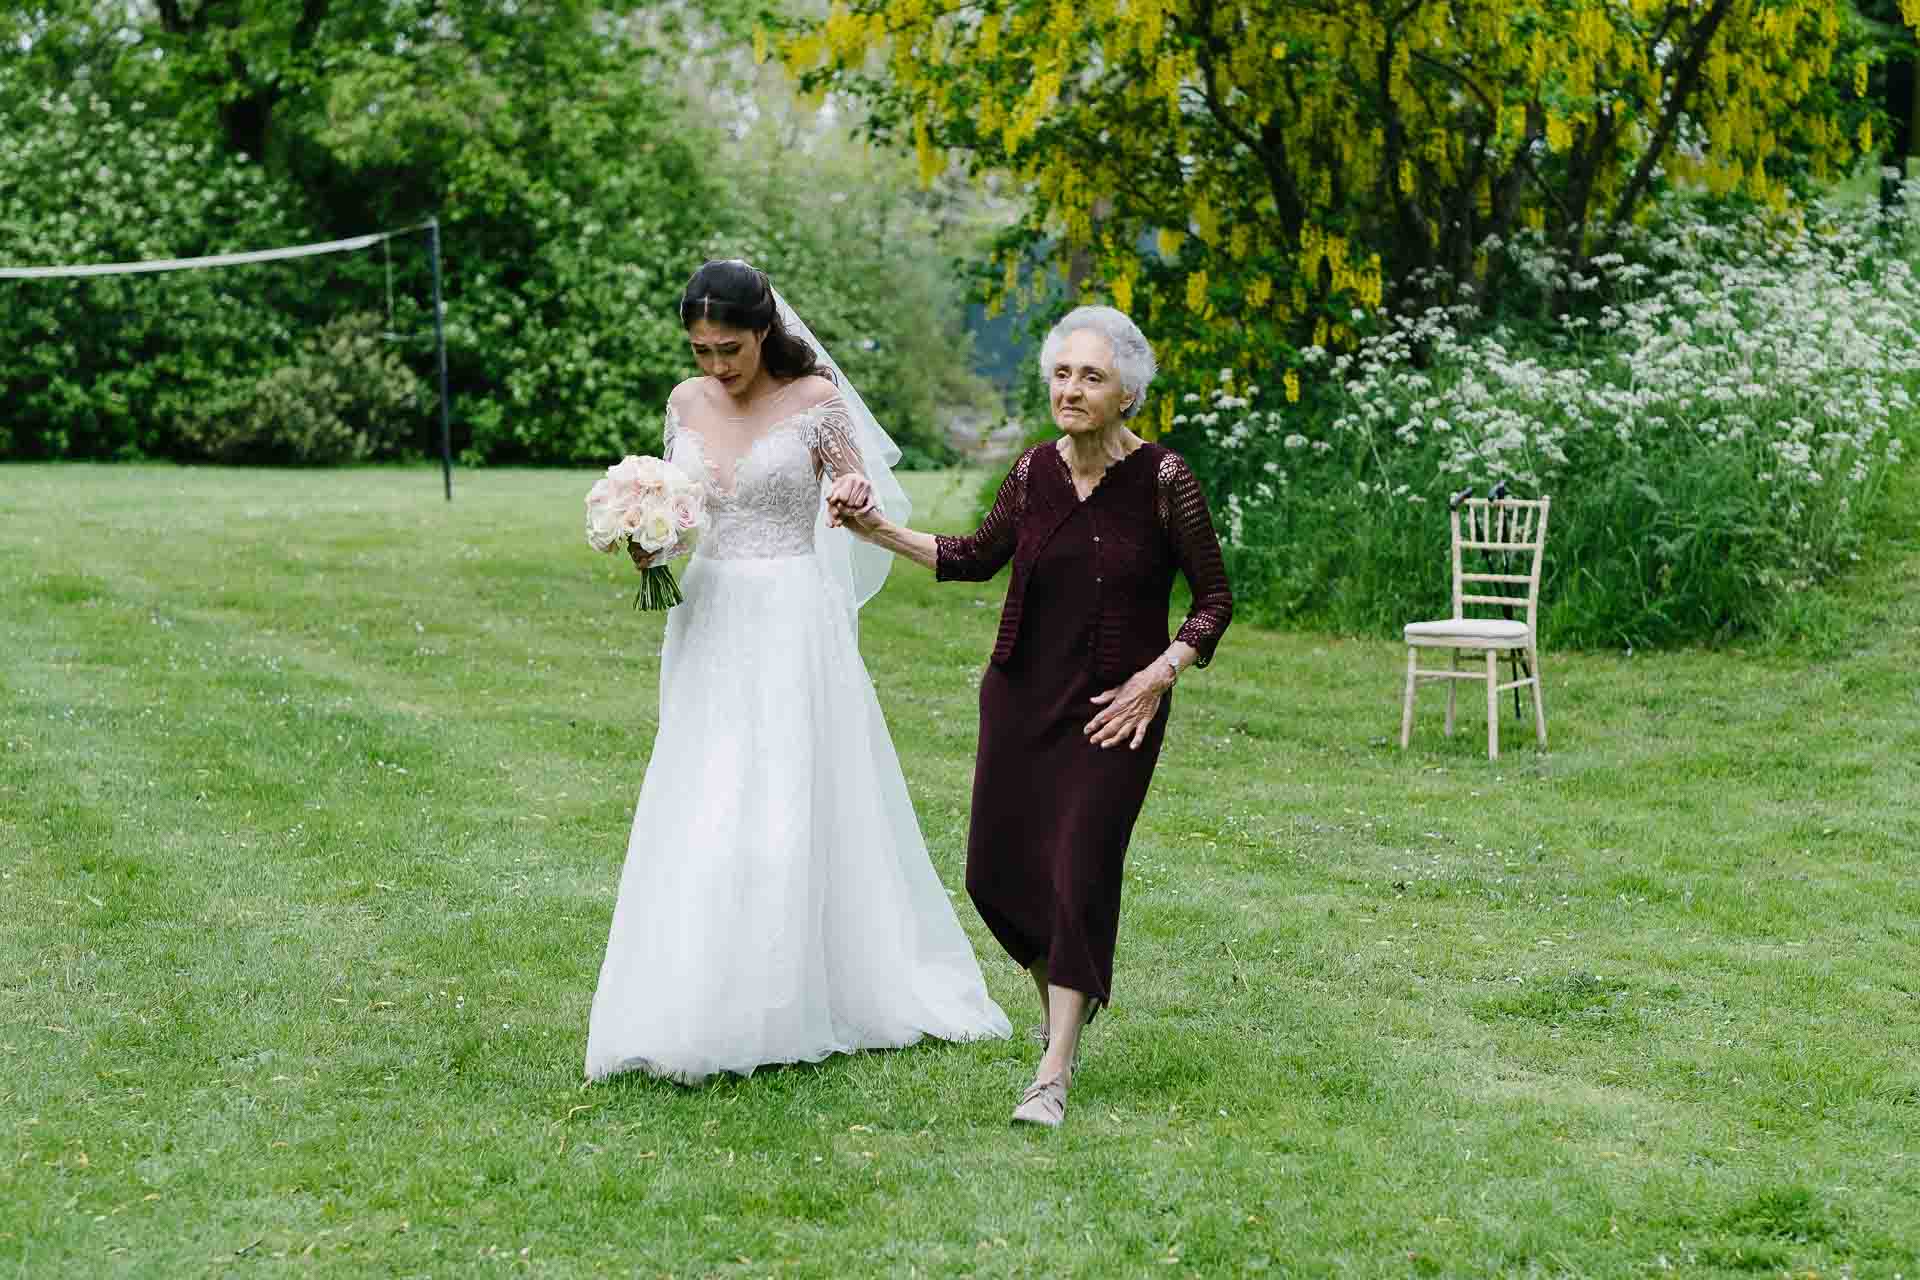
top-left (585, 379), bottom-right (1010, 1084)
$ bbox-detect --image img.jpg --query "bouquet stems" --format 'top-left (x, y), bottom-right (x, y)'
top-left (632, 563), bottom-right (684, 611)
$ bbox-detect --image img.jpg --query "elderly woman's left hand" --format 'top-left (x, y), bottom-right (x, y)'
top-left (1085, 664), bottom-right (1174, 750)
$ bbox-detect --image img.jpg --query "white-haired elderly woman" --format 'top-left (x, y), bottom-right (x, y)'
top-left (832, 305), bottom-right (1233, 1127)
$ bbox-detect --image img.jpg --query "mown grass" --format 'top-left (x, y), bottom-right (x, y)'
top-left (3, 462), bottom-right (1918, 1277)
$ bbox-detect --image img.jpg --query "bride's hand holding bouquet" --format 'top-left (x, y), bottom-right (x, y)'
top-left (585, 455), bottom-right (709, 610)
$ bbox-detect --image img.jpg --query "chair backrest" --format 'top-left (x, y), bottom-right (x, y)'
top-left (1450, 497), bottom-right (1551, 630)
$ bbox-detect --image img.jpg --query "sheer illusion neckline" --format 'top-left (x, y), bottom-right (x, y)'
top-left (1052, 438), bottom-right (1152, 504)
top-left (668, 402), bottom-right (834, 498)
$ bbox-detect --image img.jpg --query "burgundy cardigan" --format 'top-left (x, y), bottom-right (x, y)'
top-left (934, 442), bottom-right (1233, 682)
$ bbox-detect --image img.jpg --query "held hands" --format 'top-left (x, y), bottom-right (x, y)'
top-left (626, 542), bottom-right (660, 571)
top-left (1085, 663), bottom-right (1175, 750)
top-left (825, 473), bottom-right (878, 531)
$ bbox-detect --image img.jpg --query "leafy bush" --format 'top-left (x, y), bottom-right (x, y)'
top-left (178, 313), bottom-right (425, 464)
top-left (1168, 190), bottom-right (1920, 649)
top-left (0, 78), bottom-right (314, 461)
top-left (1, 26), bottom-right (994, 470)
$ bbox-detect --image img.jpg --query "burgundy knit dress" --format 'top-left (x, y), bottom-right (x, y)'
top-left (934, 441), bottom-right (1232, 1006)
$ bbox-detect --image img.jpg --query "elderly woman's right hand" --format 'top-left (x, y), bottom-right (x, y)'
top-left (832, 497), bottom-right (883, 539)
top-left (627, 542), bottom-right (659, 570)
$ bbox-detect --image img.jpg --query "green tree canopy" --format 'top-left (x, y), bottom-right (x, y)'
top-left (790, 0), bottom-right (1889, 421)
top-left (1, 0), bottom-right (992, 464)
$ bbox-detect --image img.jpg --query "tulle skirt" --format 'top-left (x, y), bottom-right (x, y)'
top-left (585, 552), bottom-right (1010, 1084)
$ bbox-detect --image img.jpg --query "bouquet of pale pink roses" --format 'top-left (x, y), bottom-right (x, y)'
top-left (585, 455), bottom-right (709, 610)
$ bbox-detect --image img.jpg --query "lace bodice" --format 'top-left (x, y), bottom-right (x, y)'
top-left (665, 399), bottom-right (864, 561)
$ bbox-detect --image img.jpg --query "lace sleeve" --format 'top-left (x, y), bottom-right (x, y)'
top-left (802, 398), bottom-right (865, 480)
top-left (1157, 452), bottom-right (1233, 666)
top-left (935, 449), bottom-right (1031, 582)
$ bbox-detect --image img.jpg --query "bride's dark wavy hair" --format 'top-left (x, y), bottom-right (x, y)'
top-left (678, 260), bottom-right (828, 383)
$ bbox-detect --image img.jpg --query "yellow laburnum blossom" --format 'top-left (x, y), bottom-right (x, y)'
top-left (1133, 0), bottom-right (1165, 57)
top-left (1229, 223), bottom-right (1253, 260)
top-left (1858, 118), bottom-right (1874, 155)
top-left (1312, 316), bottom-right (1329, 347)
top-left (977, 93), bottom-right (1002, 136)
top-left (1284, 370), bottom-right (1300, 403)
top-left (752, 26), bottom-right (768, 66)
top-left (1398, 156), bottom-right (1415, 194)
top-left (1193, 195), bottom-right (1220, 245)
top-left (1049, 0), bottom-right (1077, 42)
top-left (915, 118), bottom-right (941, 187)
top-left (1546, 114), bottom-right (1573, 152)
top-left (1186, 269), bottom-right (1209, 312)
top-left (979, 12), bottom-right (1000, 57)
top-left (1158, 397), bottom-right (1174, 436)
top-left (781, 32), bottom-right (824, 74)
top-left (1154, 53), bottom-right (1182, 110)
top-left (1156, 227), bottom-right (1185, 260)
top-left (1855, 61), bottom-right (1869, 97)
top-left (1248, 275), bottom-right (1273, 307)
top-left (824, 3), bottom-right (876, 64)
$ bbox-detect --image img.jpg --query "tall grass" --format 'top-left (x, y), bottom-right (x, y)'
top-left (1181, 188), bottom-right (1920, 648)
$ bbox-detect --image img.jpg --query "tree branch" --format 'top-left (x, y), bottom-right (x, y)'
top-left (1602, 0), bottom-right (1735, 249)
top-left (1188, 0), bottom-right (1307, 232)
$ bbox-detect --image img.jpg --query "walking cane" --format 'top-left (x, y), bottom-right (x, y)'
top-left (1486, 481), bottom-right (1531, 720)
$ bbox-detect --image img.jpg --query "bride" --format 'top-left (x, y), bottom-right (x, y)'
top-left (584, 260), bottom-right (1010, 1084)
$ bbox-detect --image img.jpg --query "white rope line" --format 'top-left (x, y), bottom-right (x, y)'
top-left (0, 223), bottom-right (432, 280)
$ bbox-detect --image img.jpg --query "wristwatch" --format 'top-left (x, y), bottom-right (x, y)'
top-left (1161, 655), bottom-right (1182, 686)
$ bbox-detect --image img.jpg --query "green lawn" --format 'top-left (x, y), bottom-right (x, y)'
top-left (3, 462), bottom-right (1917, 1277)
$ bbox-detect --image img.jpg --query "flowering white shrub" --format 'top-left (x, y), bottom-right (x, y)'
top-left (1180, 188), bottom-right (1920, 646)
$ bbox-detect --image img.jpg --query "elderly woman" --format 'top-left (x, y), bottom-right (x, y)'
top-left (833, 306), bottom-right (1232, 1126)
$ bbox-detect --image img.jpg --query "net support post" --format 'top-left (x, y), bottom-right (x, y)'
top-left (428, 217), bottom-right (453, 502)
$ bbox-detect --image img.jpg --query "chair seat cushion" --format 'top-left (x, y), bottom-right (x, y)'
top-left (1404, 617), bottom-right (1532, 644)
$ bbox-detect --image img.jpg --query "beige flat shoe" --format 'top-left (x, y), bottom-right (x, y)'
top-left (1011, 1075), bottom-right (1068, 1128)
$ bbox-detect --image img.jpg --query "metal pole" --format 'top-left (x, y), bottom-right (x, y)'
top-left (427, 217), bottom-right (453, 502)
